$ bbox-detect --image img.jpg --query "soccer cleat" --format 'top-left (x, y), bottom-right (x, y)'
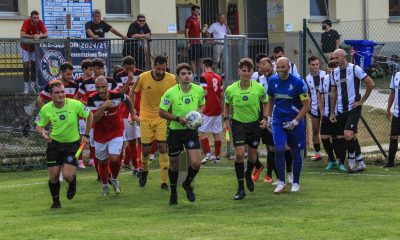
top-left (311, 153), bottom-right (322, 161)
top-left (325, 161), bottom-right (337, 171)
top-left (169, 193), bottom-right (178, 205)
top-left (287, 172), bottom-right (293, 184)
top-left (66, 180), bottom-right (76, 200)
top-left (272, 180), bottom-right (280, 186)
top-left (110, 178), bottom-right (121, 194)
top-left (245, 172), bottom-right (254, 192)
top-left (139, 171), bottom-right (148, 187)
top-left (251, 165), bottom-right (264, 182)
top-left (233, 189), bottom-right (246, 200)
top-left (291, 183), bottom-right (300, 192)
top-left (383, 162), bottom-right (395, 168)
top-left (182, 181), bottom-right (195, 202)
top-left (201, 153), bottom-right (216, 165)
top-left (263, 174), bottom-right (273, 183)
top-left (132, 169), bottom-right (138, 176)
top-left (102, 184), bottom-right (109, 196)
top-left (356, 161), bottom-right (366, 172)
top-left (77, 160), bottom-right (86, 169)
top-left (87, 159), bottom-right (95, 167)
top-left (161, 183), bottom-right (169, 191)
top-left (338, 164), bottom-right (346, 172)
top-left (51, 200), bottom-right (61, 209)
top-left (214, 156), bottom-right (221, 163)
top-left (274, 181), bottom-right (287, 193)
top-left (348, 158), bottom-right (356, 173)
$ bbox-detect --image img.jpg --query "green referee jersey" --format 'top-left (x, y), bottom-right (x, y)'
top-left (35, 99), bottom-right (90, 143)
top-left (160, 83), bottom-right (205, 130)
top-left (224, 80), bottom-right (268, 123)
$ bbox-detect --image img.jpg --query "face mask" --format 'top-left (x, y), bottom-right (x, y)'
top-left (322, 25), bottom-right (327, 30)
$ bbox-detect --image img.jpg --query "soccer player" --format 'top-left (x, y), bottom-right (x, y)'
top-left (329, 49), bottom-right (375, 173)
top-left (87, 76), bottom-right (137, 196)
top-left (272, 46), bottom-right (300, 77)
top-left (129, 55), bottom-right (176, 190)
top-left (35, 80), bottom-right (93, 208)
top-left (159, 63), bottom-right (205, 205)
top-left (305, 56), bottom-right (326, 161)
top-left (266, 57), bottom-right (310, 193)
top-left (199, 58), bottom-right (223, 164)
top-left (320, 60), bottom-right (346, 171)
top-left (115, 56), bottom-right (143, 175)
top-left (224, 58), bottom-right (268, 200)
top-left (385, 71), bottom-right (400, 168)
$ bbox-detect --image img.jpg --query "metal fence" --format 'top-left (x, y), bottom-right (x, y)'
top-left (302, 18), bottom-right (400, 162)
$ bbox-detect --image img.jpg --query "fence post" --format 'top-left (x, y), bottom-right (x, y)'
top-left (302, 19), bottom-right (307, 80)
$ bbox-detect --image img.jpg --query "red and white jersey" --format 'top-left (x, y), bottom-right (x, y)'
top-left (77, 76), bottom-right (117, 103)
top-left (115, 69), bottom-right (143, 118)
top-left (40, 79), bottom-right (78, 101)
top-left (74, 75), bottom-right (91, 88)
top-left (87, 90), bottom-right (126, 143)
top-left (200, 72), bottom-right (223, 116)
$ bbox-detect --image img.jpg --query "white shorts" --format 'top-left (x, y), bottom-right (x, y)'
top-left (213, 44), bottom-right (224, 63)
top-left (123, 118), bottom-right (140, 141)
top-left (21, 48), bottom-right (35, 62)
top-left (95, 136), bottom-right (124, 161)
top-left (198, 115), bottom-right (223, 134)
top-left (89, 128), bottom-right (95, 147)
top-left (79, 119), bottom-right (86, 135)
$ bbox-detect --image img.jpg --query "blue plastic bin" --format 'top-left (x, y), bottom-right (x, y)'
top-left (344, 40), bottom-right (377, 69)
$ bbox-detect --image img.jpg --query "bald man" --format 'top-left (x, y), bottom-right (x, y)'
top-left (265, 57), bottom-right (310, 193)
top-left (87, 76), bottom-right (136, 196)
top-left (329, 49), bottom-right (374, 173)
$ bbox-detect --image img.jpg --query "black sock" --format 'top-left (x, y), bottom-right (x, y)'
top-left (185, 166), bottom-right (199, 184)
top-left (168, 169), bottom-right (178, 193)
top-left (313, 143), bottom-right (321, 153)
top-left (235, 162), bottom-right (244, 190)
top-left (246, 160), bottom-right (255, 176)
top-left (266, 151), bottom-right (274, 175)
top-left (48, 180), bottom-right (60, 202)
top-left (354, 138), bottom-right (362, 157)
top-left (388, 139), bottom-right (398, 165)
top-left (346, 138), bottom-right (356, 158)
top-left (336, 138), bottom-right (346, 164)
top-left (321, 138), bottom-right (335, 161)
top-left (285, 150), bottom-right (292, 172)
top-left (68, 176), bottom-right (76, 186)
top-left (254, 154), bottom-right (262, 168)
top-left (332, 138), bottom-right (340, 160)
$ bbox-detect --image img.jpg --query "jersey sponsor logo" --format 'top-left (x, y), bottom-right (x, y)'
top-left (289, 84), bottom-right (293, 91)
top-left (40, 50), bottom-right (65, 83)
top-left (185, 98), bottom-right (191, 104)
top-left (242, 95), bottom-right (248, 101)
top-left (162, 99), bottom-right (170, 106)
top-left (275, 94), bottom-right (292, 99)
top-left (59, 114), bottom-right (66, 120)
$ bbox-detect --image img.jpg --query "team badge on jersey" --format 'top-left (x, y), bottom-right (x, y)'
top-left (185, 98), bottom-right (191, 104)
top-left (59, 114), bottom-right (66, 120)
top-left (162, 99), bottom-right (170, 106)
top-left (67, 156), bottom-right (74, 163)
top-left (242, 96), bottom-right (248, 101)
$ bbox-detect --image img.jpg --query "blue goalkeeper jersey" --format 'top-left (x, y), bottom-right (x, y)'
top-left (267, 73), bottom-right (309, 123)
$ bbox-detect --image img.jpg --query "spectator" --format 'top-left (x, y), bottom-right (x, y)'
top-left (206, 13), bottom-right (231, 72)
top-left (321, 19), bottom-right (340, 60)
top-left (123, 14), bottom-right (152, 70)
top-left (185, 5), bottom-right (202, 80)
top-left (85, 9), bottom-right (126, 40)
top-left (20, 10), bottom-right (48, 94)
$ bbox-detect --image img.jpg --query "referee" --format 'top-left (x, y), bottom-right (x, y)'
top-left (35, 80), bottom-right (93, 208)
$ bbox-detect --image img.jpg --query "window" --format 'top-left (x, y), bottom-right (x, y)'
top-left (310, 0), bottom-right (329, 18)
top-left (389, 0), bottom-right (400, 17)
top-left (105, 0), bottom-right (131, 15)
top-left (0, 0), bottom-right (18, 14)
top-left (176, 5), bottom-right (192, 32)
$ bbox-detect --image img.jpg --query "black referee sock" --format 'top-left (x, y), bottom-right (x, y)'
top-left (246, 160), bottom-right (255, 176)
top-left (321, 138), bottom-right (335, 161)
top-left (313, 143), bottom-right (321, 153)
top-left (388, 139), bottom-right (398, 165)
top-left (336, 138), bottom-right (346, 164)
top-left (235, 162), bottom-right (244, 190)
top-left (346, 138), bottom-right (356, 158)
top-left (185, 166), bottom-right (199, 185)
top-left (48, 180), bottom-right (60, 202)
top-left (254, 154), bottom-right (262, 169)
top-left (168, 169), bottom-right (178, 194)
top-left (285, 150), bottom-right (293, 172)
top-left (266, 151), bottom-right (274, 175)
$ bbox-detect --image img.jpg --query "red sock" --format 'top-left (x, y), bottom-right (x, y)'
top-left (137, 144), bottom-right (142, 168)
top-left (151, 141), bottom-right (157, 154)
top-left (78, 152), bottom-right (83, 161)
top-left (98, 163), bottom-right (109, 184)
top-left (109, 160), bottom-right (121, 179)
top-left (89, 146), bottom-right (95, 161)
top-left (201, 138), bottom-right (211, 154)
top-left (124, 145), bottom-right (131, 165)
top-left (214, 140), bottom-right (222, 157)
top-left (94, 157), bottom-right (99, 175)
top-left (129, 142), bottom-right (138, 169)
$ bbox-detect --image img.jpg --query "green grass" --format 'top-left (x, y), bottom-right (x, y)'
top-left (1, 160), bottom-right (400, 240)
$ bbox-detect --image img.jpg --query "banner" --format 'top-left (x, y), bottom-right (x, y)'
top-left (37, 42), bottom-right (66, 87)
top-left (70, 39), bottom-right (111, 79)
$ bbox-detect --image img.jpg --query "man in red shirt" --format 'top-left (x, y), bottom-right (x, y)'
top-left (185, 5), bottom-right (202, 80)
top-left (20, 10), bottom-right (48, 94)
top-left (198, 58), bottom-right (223, 164)
top-left (87, 76), bottom-right (136, 196)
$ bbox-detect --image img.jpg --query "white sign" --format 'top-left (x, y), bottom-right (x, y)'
top-left (167, 23), bottom-right (177, 33)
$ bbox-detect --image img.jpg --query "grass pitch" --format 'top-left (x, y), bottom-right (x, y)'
top-left (0, 159), bottom-right (400, 240)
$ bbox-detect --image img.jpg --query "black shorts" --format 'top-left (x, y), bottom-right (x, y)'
top-left (335, 107), bottom-right (361, 136)
top-left (189, 44), bottom-right (203, 61)
top-left (261, 128), bottom-right (274, 146)
top-left (46, 140), bottom-right (79, 168)
top-left (309, 110), bottom-right (321, 119)
top-left (231, 119), bottom-right (261, 148)
top-left (390, 116), bottom-right (400, 136)
top-left (320, 116), bottom-right (337, 136)
top-left (167, 129), bottom-right (200, 157)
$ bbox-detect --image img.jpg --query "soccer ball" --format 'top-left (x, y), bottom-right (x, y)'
top-left (185, 111), bottom-right (203, 130)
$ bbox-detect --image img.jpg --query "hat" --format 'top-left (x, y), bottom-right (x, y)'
top-left (322, 19), bottom-right (332, 27)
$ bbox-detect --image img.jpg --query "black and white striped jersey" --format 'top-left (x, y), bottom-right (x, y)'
top-left (319, 73), bottom-right (337, 117)
top-left (330, 63), bottom-right (367, 113)
top-left (305, 70), bottom-right (326, 116)
top-left (390, 72), bottom-right (400, 117)
top-left (251, 71), bottom-right (275, 92)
